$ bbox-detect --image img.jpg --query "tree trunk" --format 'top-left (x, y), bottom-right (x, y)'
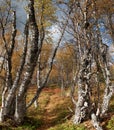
top-left (14, 95), bottom-right (26, 124)
top-left (100, 45), bottom-right (114, 115)
top-left (0, 87), bottom-right (7, 122)
top-left (0, 10), bottom-right (17, 122)
top-left (0, 0), bottom-right (39, 123)
top-left (13, 0), bottom-right (39, 124)
top-left (91, 113), bottom-right (103, 130)
top-left (73, 49), bottom-right (92, 124)
top-left (101, 63), bottom-right (114, 115)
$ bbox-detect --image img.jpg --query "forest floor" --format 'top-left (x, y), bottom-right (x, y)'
top-left (0, 86), bottom-right (114, 130)
top-left (28, 86), bottom-right (75, 130)
top-left (27, 86), bottom-right (114, 130)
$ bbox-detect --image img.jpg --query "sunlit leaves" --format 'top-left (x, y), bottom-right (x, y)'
top-left (35, 0), bottom-right (57, 28)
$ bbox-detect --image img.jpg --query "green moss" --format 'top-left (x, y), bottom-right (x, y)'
top-left (48, 121), bottom-right (87, 130)
top-left (9, 117), bottom-right (43, 130)
top-left (106, 116), bottom-right (114, 130)
top-left (0, 125), bottom-right (12, 130)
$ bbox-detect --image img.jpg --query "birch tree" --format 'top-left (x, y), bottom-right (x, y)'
top-left (0, 0), bottom-right (68, 124)
top-left (0, 0), bottom-right (39, 123)
top-left (62, 0), bottom-right (114, 129)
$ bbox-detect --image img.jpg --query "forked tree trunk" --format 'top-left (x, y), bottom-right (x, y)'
top-left (14, 0), bottom-right (39, 123)
top-left (0, 0), bottom-right (39, 124)
top-left (73, 49), bottom-right (92, 124)
top-left (0, 10), bottom-right (17, 122)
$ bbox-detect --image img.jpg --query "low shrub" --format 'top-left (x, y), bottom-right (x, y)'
top-left (106, 116), bottom-right (114, 130)
top-left (48, 121), bottom-right (87, 130)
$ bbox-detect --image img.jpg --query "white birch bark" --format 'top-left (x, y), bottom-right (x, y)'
top-left (0, 87), bottom-right (7, 122)
top-left (0, 18), bottom-right (29, 122)
top-left (0, 0), bottom-right (39, 124)
top-left (34, 55), bottom-right (41, 108)
top-left (91, 113), bottom-right (103, 130)
top-left (100, 45), bottom-right (114, 115)
top-left (73, 49), bottom-right (92, 124)
top-left (0, 10), bottom-right (17, 121)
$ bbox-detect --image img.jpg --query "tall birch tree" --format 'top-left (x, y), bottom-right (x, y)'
top-left (62, 0), bottom-right (114, 129)
top-left (0, 0), bottom-right (68, 124)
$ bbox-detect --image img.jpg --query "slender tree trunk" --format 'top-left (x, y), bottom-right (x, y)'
top-left (100, 44), bottom-right (114, 115)
top-left (61, 65), bottom-right (65, 96)
top-left (107, 14), bottom-right (114, 43)
top-left (61, 76), bottom-right (65, 96)
top-left (101, 63), bottom-right (114, 115)
top-left (0, 87), bottom-right (7, 122)
top-left (34, 56), bottom-right (41, 108)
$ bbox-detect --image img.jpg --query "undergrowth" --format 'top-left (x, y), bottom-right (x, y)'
top-left (48, 121), bottom-right (87, 130)
top-left (106, 116), bottom-right (114, 130)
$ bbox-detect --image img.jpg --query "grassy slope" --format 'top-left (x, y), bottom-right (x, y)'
top-left (0, 86), bottom-right (114, 130)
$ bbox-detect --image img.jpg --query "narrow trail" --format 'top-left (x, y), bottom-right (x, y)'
top-left (37, 88), bottom-right (63, 130)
